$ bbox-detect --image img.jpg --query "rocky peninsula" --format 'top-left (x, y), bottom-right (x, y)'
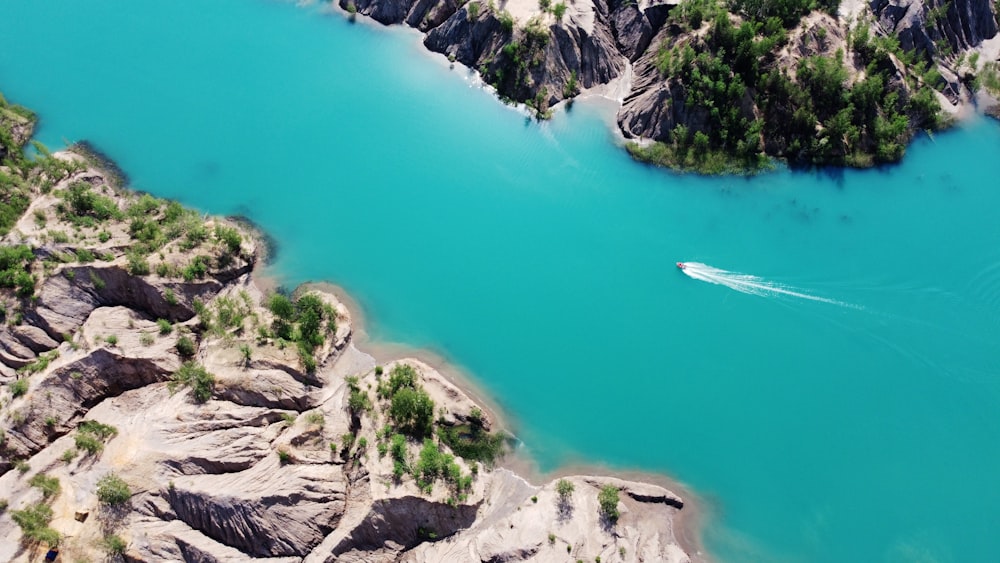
top-left (0, 96), bottom-right (695, 560)
top-left (339, 0), bottom-right (1000, 172)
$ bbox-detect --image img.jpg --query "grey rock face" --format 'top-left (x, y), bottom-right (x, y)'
top-left (610, 0), bottom-right (654, 61)
top-left (0, 330), bottom-right (179, 463)
top-left (12, 325), bottom-right (59, 353)
top-left (617, 26), bottom-right (715, 142)
top-left (329, 496), bottom-right (480, 557)
top-left (872, 0), bottom-right (998, 55)
top-left (24, 264), bottom-right (243, 344)
top-left (165, 461), bottom-right (346, 557)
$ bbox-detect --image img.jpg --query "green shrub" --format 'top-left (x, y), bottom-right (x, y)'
top-left (105, 334), bottom-right (118, 346)
top-left (377, 364), bottom-right (412, 399)
top-left (553, 2), bottom-right (567, 19)
top-left (176, 335), bottom-right (196, 357)
top-left (277, 448), bottom-right (292, 464)
top-left (74, 420), bottom-right (118, 456)
top-left (295, 294), bottom-right (326, 350)
top-left (10, 378), bottom-right (28, 397)
top-left (214, 224), bottom-right (242, 254)
top-left (346, 376), bottom-right (372, 415)
top-left (437, 417), bottom-right (507, 466)
top-left (163, 288), bottom-right (178, 305)
top-left (75, 433), bottom-right (103, 455)
top-left (183, 224), bottom-right (208, 249)
top-left (103, 534), bottom-right (127, 555)
top-left (169, 361), bottom-right (215, 403)
top-left (18, 350), bottom-right (58, 375)
top-left (390, 433), bottom-right (408, 465)
top-left (341, 432), bottom-right (356, 453)
top-left (29, 473), bottom-right (60, 499)
top-left (126, 250), bottom-right (150, 276)
top-left (75, 248), bottom-right (95, 262)
top-left (63, 181), bottom-right (120, 223)
top-left (393, 460), bottom-right (406, 479)
top-left (598, 485), bottom-right (620, 522)
top-left (79, 420), bottom-right (118, 440)
top-left (268, 293), bottom-right (295, 320)
top-left (0, 244), bottom-right (35, 296)
top-left (90, 270), bottom-right (106, 290)
top-left (467, 1), bottom-right (481, 19)
top-left (498, 10), bottom-right (514, 32)
top-left (298, 343), bottom-right (317, 373)
top-left (126, 193), bottom-right (160, 217)
top-left (306, 410), bottom-right (325, 426)
top-left (181, 255), bottom-right (210, 281)
top-left (155, 261), bottom-right (174, 278)
top-left (157, 318), bottom-right (173, 335)
top-left (10, 502), bottom-right (59, 547)
top-left (60, 449), bottom-right (77, 463)
top-left (14, 459), bottom-right (30, 473)
top-left (389, 386), bottom-right (435, 438)
top-left (96, 473), bottom-right (131, 505)
top-left (415, 438), bottom-right (445, 493)
top-left (557, 478), bottom-right (574, 501)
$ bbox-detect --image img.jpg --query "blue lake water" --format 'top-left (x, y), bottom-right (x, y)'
top-left (2, 1), bottom-right (999, 560)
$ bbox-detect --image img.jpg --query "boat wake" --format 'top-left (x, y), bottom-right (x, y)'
top-left (679, 262), bottom-right (857, 308)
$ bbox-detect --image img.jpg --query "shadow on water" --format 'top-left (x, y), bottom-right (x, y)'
top-left (69, 140), bottom-right (129, 187)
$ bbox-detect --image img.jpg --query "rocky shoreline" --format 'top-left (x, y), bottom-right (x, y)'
top-left (0, 98), bottom-right (697, 561)
top-left (337, 0), bottom-right (1000, 171)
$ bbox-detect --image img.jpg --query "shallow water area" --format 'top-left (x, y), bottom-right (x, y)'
top-left (2, 1), bottom-right (1000, 561)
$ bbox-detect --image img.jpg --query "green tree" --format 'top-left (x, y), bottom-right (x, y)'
top-left (553, 2), bottom-right (567, 20)
top-left (268, 293), bottom-right (295, 320)
top-left (390, 387), bottom-right (435, 437)
top-left (598, 485), bottom-right (620, 523)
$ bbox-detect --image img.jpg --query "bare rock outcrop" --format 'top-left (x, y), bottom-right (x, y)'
top-left (0, 307), bottom-right (180, 464)
top-left (164, 459), bottom-right (346, 557)
top-left (609, 0), bottom-right (656, 61)
top-left (872, 0), bottom-right (998, 55)
top-left (423, 5), bottom-right (625, 112)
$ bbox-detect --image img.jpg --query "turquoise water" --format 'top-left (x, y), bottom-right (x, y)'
top-left (3, 1), bottom-right (999, 560)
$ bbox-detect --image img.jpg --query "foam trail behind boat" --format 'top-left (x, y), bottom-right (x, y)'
top-left (680, 262), bottom-right (858, 308)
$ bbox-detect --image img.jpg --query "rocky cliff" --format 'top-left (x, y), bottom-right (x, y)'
top-left (0, 102), bottom-right (694, 561)
top-left (338, 0), bottom-right (1000, 170)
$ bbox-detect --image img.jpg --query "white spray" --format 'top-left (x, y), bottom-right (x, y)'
top-left (680, 262), bottom-right (857, 308)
